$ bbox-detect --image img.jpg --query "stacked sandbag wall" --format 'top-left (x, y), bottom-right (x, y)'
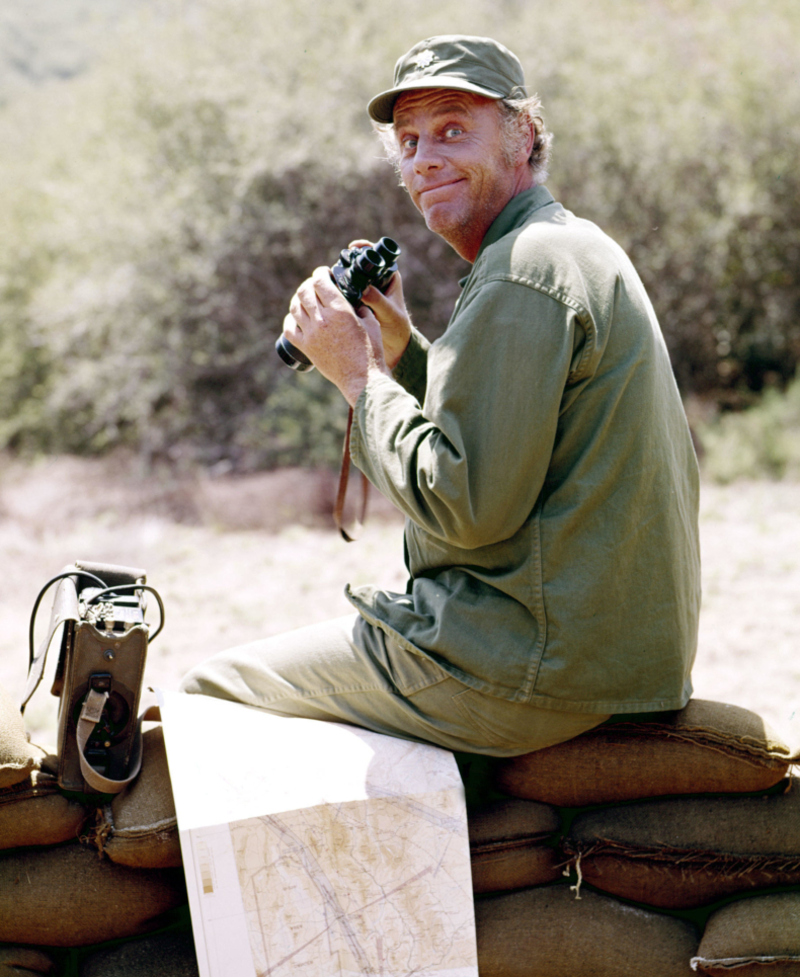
top-left (478, 698), bottom-right (800, 976)
top-left (3, 689), bottom-right (800, 976)
top-left (0, 685), bottom-right (190, 976)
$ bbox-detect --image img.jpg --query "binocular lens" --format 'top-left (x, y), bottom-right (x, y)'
top-left (353, 248), bottom-right (383, 275)
top-left (375, 237), bottom-right (400, 264)
top-left (275, 334), bottom-right (314, 372)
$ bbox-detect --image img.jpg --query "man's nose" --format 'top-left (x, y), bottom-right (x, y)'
top-left (413, 135), bottom-right (444, 172)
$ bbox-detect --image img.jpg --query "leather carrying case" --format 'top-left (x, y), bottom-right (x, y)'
top-left (23, 560), bottom-right (161, 796)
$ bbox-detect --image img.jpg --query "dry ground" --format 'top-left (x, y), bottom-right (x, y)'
top-left (2, 454), bottom-right (799, 750)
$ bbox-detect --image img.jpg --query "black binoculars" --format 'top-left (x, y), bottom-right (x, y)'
top-left (275, 236), bottom-right (401, 373)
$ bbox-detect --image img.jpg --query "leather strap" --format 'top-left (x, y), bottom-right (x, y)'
top-left (76, 688), bottom-right (143, 794)
top-left (333, 407), bottom-right (369, 542)
top-left (23, 580), bottom-right (80, 712)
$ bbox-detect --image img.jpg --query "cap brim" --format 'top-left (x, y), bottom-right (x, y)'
top-left (367, 76), bottom-right (506, 124)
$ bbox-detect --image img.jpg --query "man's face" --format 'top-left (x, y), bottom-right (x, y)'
top-left (393, 89), bottom-right (532, 262)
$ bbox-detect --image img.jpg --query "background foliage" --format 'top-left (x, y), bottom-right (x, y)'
top-left (1, 0), bottom-right (799, 472)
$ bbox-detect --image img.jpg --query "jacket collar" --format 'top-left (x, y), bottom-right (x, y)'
top-left (458, 185), bottom-right (555, 288)
top-left (475, 184), bottom-right (555, 263)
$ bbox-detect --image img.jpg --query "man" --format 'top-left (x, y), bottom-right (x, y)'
top-left (181, 35), bottom-right (701, 756)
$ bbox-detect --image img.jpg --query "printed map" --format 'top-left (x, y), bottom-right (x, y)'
top-left (158, 691), bottom-right (479, 977)
top-left (231, 793), bottom-right (474, 977)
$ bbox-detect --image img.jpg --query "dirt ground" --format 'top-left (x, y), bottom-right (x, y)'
top-left (2, 453), bottom-right (799, 751)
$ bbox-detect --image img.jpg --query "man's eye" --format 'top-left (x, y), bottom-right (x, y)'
top-left (400, 136), bottom-right (417, 152)
top-left (444, 127), bottom-right (464, 138)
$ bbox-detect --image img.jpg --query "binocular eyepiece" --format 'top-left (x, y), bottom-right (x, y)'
top-left (275, 236), bottom-right (401, 373)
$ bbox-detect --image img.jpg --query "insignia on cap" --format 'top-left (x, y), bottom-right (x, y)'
top-left (411, 50), bottom-right (437, 69)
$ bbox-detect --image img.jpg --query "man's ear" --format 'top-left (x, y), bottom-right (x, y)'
top-left (516, 115), bottom-right (536, 166)
top-left (502, 110), bottom-right (535, 168)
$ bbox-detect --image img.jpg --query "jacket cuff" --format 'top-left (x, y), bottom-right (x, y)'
top-left (349, 372), bottom-right (417, 495)
top-left (391, 326), bottom-right (429, 401)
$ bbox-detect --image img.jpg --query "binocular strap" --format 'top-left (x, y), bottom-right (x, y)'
top-left (334, 407), bottom-right (369, 542)
top-left (76, 687), bottom-right (144, 794)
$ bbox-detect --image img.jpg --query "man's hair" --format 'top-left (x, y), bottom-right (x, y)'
top-left (373, 93), bottom-right (553, 185)
top-left (498, 94), bottom-right (552, 184)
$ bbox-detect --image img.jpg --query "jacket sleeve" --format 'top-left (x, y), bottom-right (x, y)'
top-left (350, 277), bottom-right (587, 549)
top-left (390, 324), bottom-right (430, 404)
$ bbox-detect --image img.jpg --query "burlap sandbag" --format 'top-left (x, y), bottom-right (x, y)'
top-left (79, 932), bottom-right (199, 977)
top-left (87, 726), bottom-right (181, 869)
top-left (0, 946), bottom-right (56, 975)
top-left (475, 884), bottom-right (700, 976)
top-left (0, 842), bottom-right (187, 947)
top-left (0, 770), bottom-right (88, 850)
top-left (0, 686), bottom-right (47, 790)
top-left (468, 798), bottom-right (562, 893)
top-left (564, 782), bottom-right (800, 909)
top-left (494, 700), bottom-right (796, 806)
top-left (691, 892), bottom-right (800, 976)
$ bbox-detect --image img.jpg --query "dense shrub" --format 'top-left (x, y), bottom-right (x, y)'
top-left (698, 378), bottom-right (800, 484)
top-left (0, 0), bottom-right (798, 469)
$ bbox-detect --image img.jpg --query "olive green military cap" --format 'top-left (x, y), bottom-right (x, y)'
top-left (367, 35), bottom-right (528, 124)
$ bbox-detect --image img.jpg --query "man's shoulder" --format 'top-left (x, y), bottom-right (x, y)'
top-left (474, 195), bottom-right (631, 302)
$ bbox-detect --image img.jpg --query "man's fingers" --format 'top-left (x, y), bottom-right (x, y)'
top-left (354, 303), bottom-right (378, 325)
top-left (311, 266), bottom-right (348, 307)
top-left (282, 312), bottom-right (302, 341)
top-left (361, 281), bottom-right (408, 329)
top-left (289, 292), bottom-right (305, 322)
top-left (382, 271), bottom-right (404, 300)
top-left (295, 275), bottom-right (319, 311)
top-left (359, 284), bottom-right (389, 311)
top-left (291, 269), bottom-right (340, 318)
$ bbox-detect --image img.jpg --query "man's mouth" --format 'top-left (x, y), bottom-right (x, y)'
top-left (418, 178), bottom-right (465, 198)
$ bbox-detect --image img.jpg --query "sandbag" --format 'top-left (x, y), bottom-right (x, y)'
top-left (494, 700), bottom-right (796, 806)
top-left (79, 932), bottom-right (199, 977)
top-left (0, 770), bottom-right (89, 850)
top-left (88, 726), bottom-right (181, 869)
top-left (0, 946), bottom-right (56, 975)
top-left (468, 798), bottom-right (562, 893)
top-left (475, 884), bottom-right (700, 977)
top-left (0, 686), bottom-right (46, 790)
top-left (0, 843), bottom-right (187, 947)
top-left (691, 892), bottom-right (800, 976)
top-left (564, 781), bottom-right (800, 909)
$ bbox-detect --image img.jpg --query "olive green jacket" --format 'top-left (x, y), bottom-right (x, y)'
top-left (348, 186), bottom-right (701, 714)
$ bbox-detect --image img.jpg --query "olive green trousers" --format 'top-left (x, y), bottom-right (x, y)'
top-left (179, 613), bottom-right (609, 757)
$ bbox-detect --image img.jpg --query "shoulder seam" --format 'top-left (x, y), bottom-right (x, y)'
top-left (465, 273), bottom-right (597, 383)
top-left (468, 271), bottom-right (586, 315)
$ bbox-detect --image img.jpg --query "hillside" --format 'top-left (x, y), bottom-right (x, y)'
top-left (0, 0), bottom-right (152, 102)
top-left (1, 0), bottom-right (798, 471)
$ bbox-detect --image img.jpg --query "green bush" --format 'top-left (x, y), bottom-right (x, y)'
top-left (698, 379), bottom-right (800, 483)
top-left (0, 0), bottom-right (798, 469)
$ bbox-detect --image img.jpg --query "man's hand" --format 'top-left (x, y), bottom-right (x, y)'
top-left (283, 267), bottom-right (392, 407)
top-left (347, 239), bottom-right (413, 370)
